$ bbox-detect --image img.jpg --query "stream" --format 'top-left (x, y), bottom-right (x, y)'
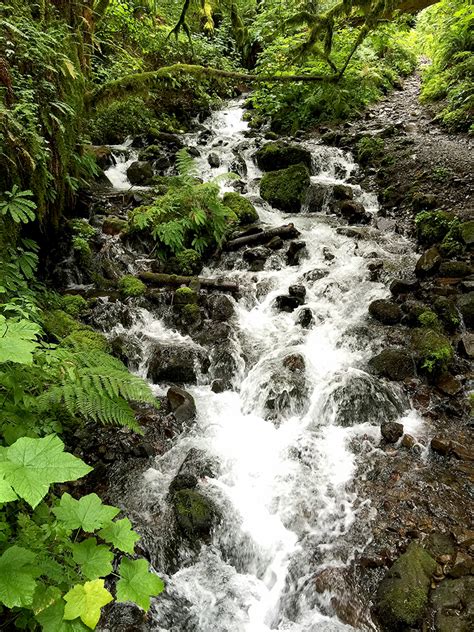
top-left (99, 99), bottom-right (423, 631)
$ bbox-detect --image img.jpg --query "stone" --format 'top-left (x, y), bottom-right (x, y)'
top-left (375, 543), bottom-right (437, 630)
top-left (436, 374), bottom-right (463, 396)
top-left (208, 152), bottom-right (220, 168)
top-left (368, 349), bottom-right (415, 381)
top-left (102, 216), bottom-right (127, 236)
top-left (254, 142), bottom-right (312, 172)
top-left (411, 329), bottom-right (454, 374)
top-left (168, 473), bottom-right (198, 495)
top-left (401, 434), bottom-right (416, 449)
top-left (390, 278), bottom-right (419, 295)
top-left (368, 299), bottom-right (402, 325)
top-left (288, 285), bottom-right (306, 300)
top-left (178, 448), bottom-right (217, 479)
top-left (338, 200), bottom-right (369, 224)
top-left (126, 160), bottom-right (153, 185)
top-left (460, 220), bottom-right (474, 246)
top-left (172, 489), bottom-right (217, 537)
top-left (439, 261), bottom-right (472, 278)
top-left (211, 379), bottom-right (226, 393)
top-left (267, 236), bottom-right (283, 250)
top-left (412, 192), bottom-right (438, 211)
top-left (207, 294), bottom-right (234, 322)
top-left (167, 386), bottom-right (196, 424)
top-left (459, 333), bottom-right (474, 358)
top-left (415, 247), bottom-right (442, 277)
top-left (147, 344), bottom-right (205, 384)
top-left (260, 164), bottom-right (311, 212)
top-left (332, 184), bottom-right (353, 200)
top-left (323, 247), bottom-right (335, 261)
top-left (287, 241), bottom-right (306, 266)
top-left (457, 292), bottom-right (474, 328)
top-left (296, 307), bottom-right (314, 328)
top-left (448, 552), bottom-right (474, 578)
top-left (431, 436), bottom-right (452, 456)
top-left (154, 131), bottom-right (183, 148)
top-left (274, 295), bottom-right (303, 312)
top-left (433, 296), bottom-right (460, 331)
top-left (90, 145), bottom-right (115, 170)
top-left (381, 421), bottom-right (404, 443)
top-left (223, 192), bottom-right (258, 225)
top-left (430, 577), bottom-right (474, 632)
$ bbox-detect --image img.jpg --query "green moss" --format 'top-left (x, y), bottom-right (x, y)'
top-left (167, 249), bottom-right (203, 276)
top-left (71, 219), bottom-right (96, 239)
top-left (102, 217), bottom-right (128, 235)
top-left (418, 310), bottom-right (440, 330)
top-left (222, 192), bottom-right (259, 225)
top-left (254, 142), bottom-right (312, 172)
top-left (460, 220), bottom-right (474, 246)
top-left (356, 136), bottom-right (385, 165)
top-left (175, 287), bottom-right (198, 305)
top-left (88, 96), bottom-right (156, 145)
top-left (375, 543), bottom-right (437, 629)
top-left (412, 328), bottom-right (454, 375)
top-left (433, 297), bottom-right (460, 331)
top-left (415, 210), bottom-right (456, 245)
top-left (61, 329), bottom-right (110, 353)
top-left (118, 275), bottom-right (146, 297)
top-left (173, 488), bottom-right (215, 536)
top-left (61, 294), bottom-right (88, 317)
top-left (182, 303), bottom-right (201, 323)
top-left (260, 163), bottom-right (310, 212)
top-left (42, 310), bottom-right (83, 341)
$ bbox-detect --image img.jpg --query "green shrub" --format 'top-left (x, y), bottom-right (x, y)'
top-left (119, 275), bottom-right (146, 297)
top-left (88, 97), bottom-right (156, 144)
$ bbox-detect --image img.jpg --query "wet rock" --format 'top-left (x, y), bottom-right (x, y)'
top-left (381, 420), bottom-right (404, 443)
top-left (211, 379), bottom-right (226, 393)
top-left (267, 236), bottom-right (283, 250)
top-left (147, 344), bottom-right (205, 384)
top-left (274, 295), bottom-right (303, 313)
top-left (400, 299), bottom-right (429, 327)
top-left (137, 145), bottom-right (171, 171)
top-left (390, 278), bottom-right (419, 296)
top-left (457, 292), bottom-right (474, 328)
top-left (102, 216), bottom-right (127, 236)
top-left (411, 329), bottom-right (454, 375)
top-left (264, 362), bottom-right (308, 419)
top-left (459, 333), bottom-right (474, 358)
top-left (401, 434), bottom-right (416, 449)
top-left (187, 146), bottom-right (200, 158)
top-left (126, 161), bottom-right (153, 185)
top-left (435, 373), bottom-right (463, 396)
top-left (168, 473), bottom-right (198, 495)
top-left (254, 142), bottom-right (312, 172)
top-left (338, 200), bottom-right (370, 224)
top-left (207, 294), bottom-right (235, 322)
top-left (110, 333), bottom-right (142, 368)
top-left (303, 268), bottom-right (328, 283)
top-left (230, 154), bottom-right (247, 178)
top-left (323, 247), bottom-right (335, 261)
top-left (368, 349), bottom-right (415, 381)
top-left (333, 184), bottom-right (354, 200)
top-left (460, 220), bottom-right (474, 247)
top-left (415, 247), bottom-right (442, 277)
top-left (430, 577), bottom-right (474, 632)
top-left (154, 131), bottom-right (183, 148)
top-left (431, 437), bottom-right (474, 461)
top-left (223, 192), bottom-right (258, 225)
top-left (90, 145), bottom-right (115, 170)
top-left (433, 296), bottom-right (460, 332)
top-left (194, 320), bottom-right (232, 346)
top-left (412, 192), bottom-right (438, 211)
top-left (178, 448), bottom-right (217, 479)
top-left (286, 241), bottom-right (306, 266)
top-left (260, 163), bottom-right (311, 212)
top-left (288, 285), bottom-right (306, 300)
top-left (439, 261), bottom-right (472, 278)
top-left (172, 489), bottom-right (217, 537)
top-left (296, 307), bottom-right (314, 328)
top-left (208, 152), bottom-right (220, 168)
top-left (375, 543), bottom-right (436, 630)
top-left (448, 552), bottom-right (474, 578)
top-left (369, 299), bottom-right (402, 325)
top-left (324, 373), bottom-right (406, 427)
top-left (431, 436), bottom-right (452, 457)
top-left (282, 353), bottom-right (305, 373)
top-left (167, 386), bottom-right (196, 424)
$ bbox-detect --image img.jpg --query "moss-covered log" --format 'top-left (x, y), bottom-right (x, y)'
top-left (138, 272), bottom-right (239, 293)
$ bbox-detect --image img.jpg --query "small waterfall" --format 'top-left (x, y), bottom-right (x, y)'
top-left (98, 99), bottom-right (423, 632)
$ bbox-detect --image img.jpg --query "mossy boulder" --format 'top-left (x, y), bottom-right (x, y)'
top-left (260, 163), bottom-right (310, 212)
top-left (433, 296), bottom-right (460, 331)
top-left (172, 488), bottom-right (217, 537)
top-left (222, 192), bottom-right (259, 225)
top-left (254, 142), bottom-right (312, 172)
top-left (368, 349), bottom-right (415, 381)
top-left (166, 249), bottom-right (203, 276)
top-left (126, 161), bottom-right (153, 186)
top-left (412, 328), bottom-right (454, 375)
top-left (60, 294), bottom-right (88, 318)
top-left (458, 292), bottom-right (474, 328)
top-left (102, 216), bottom-right (128, 236)
top-left (174, 287), bottom-right (198, 305)
top-left (438, 261), bottom-right (472, 278)
top-left (375, 543), bottom-right (437, 630)
top-left (61, 329), bottom-right (111, 353)
top-left (369, 299), bottom-right (402, 325)
top-left (415, 210), bottom-right (456, 245)
top-left (42, 310), bottom-right (82, 341)
top-left (119, 275), bottom-right (146, 297)
top-left (415, 247), bottom-right (442, 277)
top-left (460, 220), bottom-right (474, 247)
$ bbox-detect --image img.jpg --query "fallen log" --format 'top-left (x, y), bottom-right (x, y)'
top-left (138, 272), bottom-right (239, 294)
top-left (224, 223), bottom-right (301, 251)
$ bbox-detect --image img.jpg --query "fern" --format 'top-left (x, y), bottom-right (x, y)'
top-left (0, 185), bottom-right (36, 224)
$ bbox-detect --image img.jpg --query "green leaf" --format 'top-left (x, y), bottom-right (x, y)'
top-left (32, 585), bottom-right (62, 615)
top-left (36, 597), bottom-right (89, 632)
top-left (0, 314), bottom-right (41, 364)
top-left (98, 517), bottom-right (140, 554)
top-left (63, 579), bottom-right (113, 630)
top-left (116, 558), bottom-right (164, 611)
top-left (0, 546), bottom-right (38, 608)
top-left (0, 476), bottom-right (18, 502)
top-left (0, 435), bottom-right (92, 508)
top-left (71, 538), bottom-right (114, 580)
top-left (53, 493), bottom-right (119, 532)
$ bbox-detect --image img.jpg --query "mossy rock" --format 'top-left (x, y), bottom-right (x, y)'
top-left (412, 328), bottom-right (454, 375)
top-left (460, 220), bottom-right (474, 247)
top-left (222, 192), bottom-right (259, 225)
top-left (172, 488), bottom-right (216, 537)
top-left (61, 329), bottom-right (111, 353)
top-left (260, 163), bottom-right (310, 212)
top-left (102, 216), bottom-right (128, 236)
top-left (438, 261), bottom-right (472, 278)
top-left (166, 249), bottom-right (203, 276)
top-left (457, 292), bottom-right (474, 328)
top-left (433, 297), bottom-right (460, 332)
top-left (118, 275), bottom-right (146, 297)
top-left (174, 287), bottom-right (198, 305)
top-left (254, 142), bottom-right (312, 172)
top-left (431, 577), bottom-right (474, 632)
top-left (42, 310), bottom-right (83, 341)
top-left (375, 543), bottom-right (437, 630)
top-left (415, 210), bottom-right (456, 245)
top-left (60, 294), bottom-right (88, 318)
top-left (181, 303), bottom-right (201, 324)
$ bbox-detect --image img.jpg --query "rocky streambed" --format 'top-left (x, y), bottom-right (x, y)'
top-left (52, 95), bottom-right (473, 632)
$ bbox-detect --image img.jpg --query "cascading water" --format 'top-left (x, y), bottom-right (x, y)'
top-left (100, 99), bottom-right (423, 631)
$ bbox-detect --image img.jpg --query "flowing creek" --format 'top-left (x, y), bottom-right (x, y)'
top-left (99, 99), bottom-right (424, 631)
